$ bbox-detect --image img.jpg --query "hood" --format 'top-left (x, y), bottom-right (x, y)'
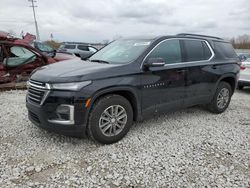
top-left (31, 59), bottom-right (130, 83)
top-left (54, 52), bottom-right (79, 61)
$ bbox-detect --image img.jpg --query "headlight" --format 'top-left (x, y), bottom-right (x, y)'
top-left (50, 81), bottom-right (92, 91)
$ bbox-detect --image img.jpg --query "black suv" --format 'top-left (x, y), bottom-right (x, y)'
top-left (26, 33), bottom-right (240, 144)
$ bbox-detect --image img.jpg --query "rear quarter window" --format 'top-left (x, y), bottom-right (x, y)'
top-left (214, 41), bottom-right (237, 59)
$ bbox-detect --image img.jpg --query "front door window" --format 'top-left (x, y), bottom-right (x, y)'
top-left (5, 46), bottom-right (36, 67)
top-left (147, 39), bottom-right (182, 64)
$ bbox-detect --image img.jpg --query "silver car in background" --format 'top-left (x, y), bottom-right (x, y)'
top-left (238, 53), bottom-right (250, 90)
top-left (58, 43), bottom-right (98, 59)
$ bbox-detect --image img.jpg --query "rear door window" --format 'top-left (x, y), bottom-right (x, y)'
top-left (147, 39), bottom-right (182, 64)
top-left (77, 45), bottom-right (89, 51)
top-left (183, 40), bottom-right (212, 62)
top-left (64, 45), bottom-right (76, 49)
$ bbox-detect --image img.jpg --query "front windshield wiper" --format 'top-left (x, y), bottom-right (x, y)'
top-left (90, 59), bottom-right (110, 64)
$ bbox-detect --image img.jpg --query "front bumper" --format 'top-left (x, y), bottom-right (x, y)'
top-left (26, 91), bottom-right (89, 137)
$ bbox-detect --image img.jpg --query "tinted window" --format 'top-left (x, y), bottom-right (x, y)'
top-left (64, 45), bottom-right (76, 49)
top-left (147, 39), bottom-right (182, 64)
top-left (78, 45), bottom-right (89, 51)
top-left (214, 42), bottom-right (237, 59)
top-left (184, 40), bottom-right (212, 61)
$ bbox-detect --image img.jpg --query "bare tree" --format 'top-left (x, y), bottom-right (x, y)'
top-left (231, 34), bottom-right (250, 49)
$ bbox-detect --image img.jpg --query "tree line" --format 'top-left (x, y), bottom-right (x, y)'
top-left (230, 34), bottom-right (250, 49)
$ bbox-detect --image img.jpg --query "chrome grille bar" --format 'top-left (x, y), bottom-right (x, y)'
top-left (27, 79), bottom-right (50, 105)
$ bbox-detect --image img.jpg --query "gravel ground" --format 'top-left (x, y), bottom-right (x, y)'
top-left (0, 89), bottom-right (249, 187)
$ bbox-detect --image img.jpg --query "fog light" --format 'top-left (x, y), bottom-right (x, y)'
top-left (48, 105), bottom-right (74, 125)
top-left (56, 105), bottom-right (70, 120)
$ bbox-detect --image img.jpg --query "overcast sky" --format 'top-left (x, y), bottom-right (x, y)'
top-left (0, 0), bottom-right (249, 42)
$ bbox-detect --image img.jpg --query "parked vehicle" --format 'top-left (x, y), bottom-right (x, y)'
top-left (0, 32), bottom-right (78, 89)
top-left (32, 41), bottom-right (78, 62)
top-left (0, 41), bottom-right (57, 89)
top-left (237, 53), bottom-right (250, 89)
top-left (58, 43), bottom-right (98, 59)
top-left (26, 33), bottom-right (240, 144)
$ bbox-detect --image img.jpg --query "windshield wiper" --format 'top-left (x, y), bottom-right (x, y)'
top-left (90, 59), bottom-right (110, 64)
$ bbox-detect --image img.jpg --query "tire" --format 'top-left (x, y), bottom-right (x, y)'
top-left (207, 81), bottom-right (232, 114)
top-left (237, 85), bottom-right (244, 90)
top-left (87, 94), bottom-right (133, 144)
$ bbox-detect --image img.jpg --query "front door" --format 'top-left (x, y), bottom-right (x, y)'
top-left (3, 45), bottom-right (45, 84)
top-left (141, 39), bottom-right (187, 117)
top-left (0, 44), bottom-right (12, 84)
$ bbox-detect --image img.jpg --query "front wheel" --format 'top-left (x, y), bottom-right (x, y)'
top-left (207, 81), bottom-right (232, 114)
top-left (87, 94), bottom-right (133, 144)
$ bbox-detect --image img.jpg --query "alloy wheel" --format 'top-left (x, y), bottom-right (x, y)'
top-left (99, 105), bottom-right (127, 137)
top-left (217, 88), bottom-right (230, 109)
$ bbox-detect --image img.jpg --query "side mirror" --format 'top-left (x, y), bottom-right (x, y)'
top-left (238, 54), bottom-right (247, 62)
top-left (52, 50), bottom-right (56, 58)
top-left (144, 57), bottom-right (165, 68)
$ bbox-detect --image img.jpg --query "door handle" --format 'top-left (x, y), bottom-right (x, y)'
top-left (212, 65), bottom-right (217, 69)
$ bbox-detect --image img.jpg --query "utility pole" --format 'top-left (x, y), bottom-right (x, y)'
top-left (28, 0), bottom-right (40, 40)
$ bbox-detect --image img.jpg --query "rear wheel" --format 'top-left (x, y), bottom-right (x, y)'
top-left (87, 94), bottom-right (133, 144)
top-left (207, 81), bottom-right (232, 114)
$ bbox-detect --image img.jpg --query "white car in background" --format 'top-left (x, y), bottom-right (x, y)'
top-left (238, 53), bottom-right (250, 90)
top-left (58, 43), bottom-right (98, 59)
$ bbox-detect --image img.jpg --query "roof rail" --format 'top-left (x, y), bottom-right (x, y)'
top-left (177, 33), bottom-right (223, 40)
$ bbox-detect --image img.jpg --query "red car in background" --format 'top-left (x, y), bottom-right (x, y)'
top-left (0, 31), bottom-right (78, 89)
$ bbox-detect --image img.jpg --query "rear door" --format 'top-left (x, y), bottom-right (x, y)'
top-left (181, 39), bottom-right (215, 106)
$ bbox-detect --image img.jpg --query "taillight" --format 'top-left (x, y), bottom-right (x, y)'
top-left (238, 62), bottom-right (246, 70)
top-left (240, 65), bottom-right (246, 70)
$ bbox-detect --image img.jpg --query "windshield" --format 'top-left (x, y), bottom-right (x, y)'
top-left (89, 39), bottom-right (151, 64)
top-left (34, 42), bottom-right (54, 52)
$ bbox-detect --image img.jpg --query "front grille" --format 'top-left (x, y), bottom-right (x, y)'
top-left (27, 79), bottom-right (49, 105)
top-left (29, 111), bottom-right (40, 124)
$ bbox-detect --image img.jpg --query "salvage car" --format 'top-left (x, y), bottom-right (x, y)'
top-left (0, 40), bottom-right (56, 89)
top-left (31, 41), bottom-right (78, 62)
top-left (19, 33), bottom-right (78, 62)
top-left (0, 32), bottom-right (78, 89)
top-left (237, 53), bottom-right (250, 89)
top-left (26, 33), bottom-right (240, 144)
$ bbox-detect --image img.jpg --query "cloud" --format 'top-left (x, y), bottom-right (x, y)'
top-left (0, 0), bottom-right (248, 42)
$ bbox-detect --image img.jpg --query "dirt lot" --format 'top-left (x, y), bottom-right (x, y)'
top-left (0, 89), bottom-right (249, 187)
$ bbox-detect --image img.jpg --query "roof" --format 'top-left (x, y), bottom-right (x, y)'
top-left (177, 33), bottom-right (223, 40)
top-left (119, 34), bottom-right (226, 42)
